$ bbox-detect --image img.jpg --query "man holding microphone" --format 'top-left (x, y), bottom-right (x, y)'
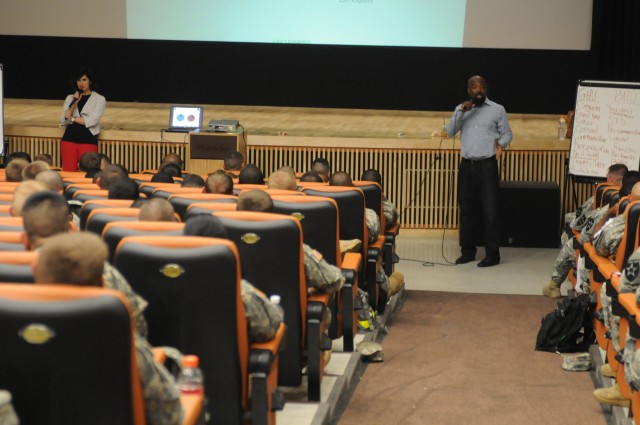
top-left (446, 75), bottom-right (512, 267)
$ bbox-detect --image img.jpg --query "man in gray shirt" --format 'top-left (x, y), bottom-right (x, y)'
top-left (446, 75), bottom-right (512, 267)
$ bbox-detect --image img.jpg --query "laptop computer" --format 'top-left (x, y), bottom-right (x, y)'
top-left (165, 105), bottom-right (204, 132)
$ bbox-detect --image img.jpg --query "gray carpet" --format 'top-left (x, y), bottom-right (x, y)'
top-left (339, 291), bottom-right (605, 425)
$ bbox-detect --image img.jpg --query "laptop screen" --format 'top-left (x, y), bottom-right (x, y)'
top-left (169, 106), bottom-right (204, 130)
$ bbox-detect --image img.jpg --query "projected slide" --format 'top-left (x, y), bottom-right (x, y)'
top-left (126, 0), bottom-right (466, 47)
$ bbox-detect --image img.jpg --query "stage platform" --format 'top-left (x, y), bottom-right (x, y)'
top-left (3, 99), bottom-right (586, 230)
top-left (4, 99), bottom-right (566, 148)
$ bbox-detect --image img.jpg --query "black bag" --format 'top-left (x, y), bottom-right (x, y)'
top-left (535, 294), bottom-right (595, 353)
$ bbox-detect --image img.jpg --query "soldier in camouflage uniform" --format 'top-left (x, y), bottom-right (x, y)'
top-left (543, 164), bottom-right (628, 299)
top-left (594, 247), bottom-right (640, 407)
top-left (240, 279), bottom-right (283, 342)
top-left (360, 168), bottom-right (399, 230)
top-left (35, 232), bottom-right (183, 425)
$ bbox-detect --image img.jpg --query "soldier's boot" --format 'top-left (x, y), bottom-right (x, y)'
top-left (593, 383), bottom-right (630, 407)
top-left (600, 363), bottom-right (617, 379)
top-left (542, 280), bottom-right (562, 299)
top-left (388, 272), bottom-right (405, 296)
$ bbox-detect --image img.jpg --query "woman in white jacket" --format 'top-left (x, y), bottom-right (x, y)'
top-left (60, 68), bottom-right (106, 171)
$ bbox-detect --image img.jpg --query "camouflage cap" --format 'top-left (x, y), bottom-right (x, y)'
top-left (560, 352), bottom-right (592, 372)
top-left (356, 341), bottom-right (384, 361)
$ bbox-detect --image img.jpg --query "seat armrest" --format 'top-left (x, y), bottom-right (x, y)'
top-left (249, 323), bottom-right (286, 425)
top-left (151, 347), bottom-right (167, 365)
top-left (251, 323), bottom-right (286, 359)
top-left (180, 393), bottom-right (205, 425)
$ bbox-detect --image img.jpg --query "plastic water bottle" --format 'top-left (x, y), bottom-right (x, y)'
top-left (558, 116), bottom-right (566, 141)
top-left (177, 355), bottom-right (204, 395)
top-left (270, 294), bottom-right (285, 321)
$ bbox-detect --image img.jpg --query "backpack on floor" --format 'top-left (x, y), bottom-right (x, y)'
top-left (535, 294), bottom-right (595, 353)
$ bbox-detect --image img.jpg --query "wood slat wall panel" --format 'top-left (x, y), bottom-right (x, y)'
top-left (6, 137), bottom-right (593, 229)
top-left (248, 146), bottom-right (593, 229)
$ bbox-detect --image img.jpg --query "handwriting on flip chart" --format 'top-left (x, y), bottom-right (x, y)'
top-left (569, 81), bottom-right (640, 178)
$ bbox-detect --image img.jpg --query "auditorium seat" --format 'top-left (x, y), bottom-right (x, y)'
top-left (150, 186), bottom-right (204, 200)
top-left (77, 199), bottom-right (135, 230)
top-left (185, 202), bottom-right (238, 220)
top-left (167, 193), bottom-right (237, 221)
top-left (301, 185), bottom-right (384, 313)
top-left (138, 182), bottom-right (182, 198)
top-left (0, 283), bottom-right (204, 425)
top-left (101, 221), bottom-right (185, 263)
top-left (72, 189), bottom-right (109, 202)
top-left (0, 193), bottom-right (13, 205)
top-left (272, 195), bottom-right (361, 351)
top-left (213, 211), bottom-right (331, 401)
top-left (64, 182), bottom-right (101, 200)
top-left (0, 217), bottom-right (24, 232)
top-left (0, 231), bottom-right (25, 251)
top-left (232, 184), bottom-right (268, 195)
top-left (0, 205), bottom-right (11, 217)
top-left (0, 251), bottom-right (36, 283)
top-left (113, 235), bottom-right (283, 424)
top-left (85, 207), bottom-right (139, 234)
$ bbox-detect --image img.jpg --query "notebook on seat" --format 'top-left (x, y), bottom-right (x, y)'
top-left (165, 105), bottom-right (204, 132)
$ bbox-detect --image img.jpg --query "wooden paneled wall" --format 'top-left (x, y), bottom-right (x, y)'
top-left (7, 137), bottom-right (594, 229)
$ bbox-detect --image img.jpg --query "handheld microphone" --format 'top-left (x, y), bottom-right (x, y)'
top-left (68, 89), bottom-right (82, 109)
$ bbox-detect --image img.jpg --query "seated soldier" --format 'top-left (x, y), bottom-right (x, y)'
top-left (33, 232), bottom-right (183, 425)
top-left (181, 174), bottom-right (205, 189)
top-left (5, 159), bottom-right (28, 182)
top-left (34, 153), bottom-right (54, 166)
top-left (235, 190), bottom-right (345, 295)
top-left (205, 170), bottom-right (233, 195)
top-left (542, 168), bottom-right (634, 298)
top-left (97, 164), bottom-right (128, 190)
top-left (21, 161), bottom-right (50, 181)
top-left (311, 158), bottom-right (331, 183)
top-left (182, 215), bottom-right (282, 342)
top-left (267, 168), bottom-right (297, 191)
top-left (329, 171), bottom-right (405, 298)
top-left (158, 163), bottom-right (182, 180)
top-left (139, 198), bottom-right (176, 222)
top-left (10, 181), bottom-right (48, 217)
top-left (329, 171), bottom-right (381, 243)
top-left (21, 191), bottom-right (149, 338)
top-left (79, 152), bottom-right (102, 178)
top-left (151, 172), bottom-right (174, 184)
top-left (35, 170), bottom-right (64, 192)
top-left (590, 181), bottom-right (640, 406)
top-left (238, 164), bottom-right (264, 185)
top-left (361, 168), bottom-right (399, 230)
top-left (223, 151), bottom-right (244, 174)
top-left (160, 153), bottom-right (183, 172)
top-left (108, 178), bottom-right (140, 200)
top-left (299, 171), bottom-right (323, 183)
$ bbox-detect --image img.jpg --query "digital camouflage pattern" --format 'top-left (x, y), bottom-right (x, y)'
top-left (303, 244), bottom-right (344, 294)
top-left (567, 196), bottom-right (594, 229)
top-left (241, 279), bottom-right (282, 343)
top-left (103, 261), bottom-right (149, 338)
top-left (0, 390), bottom-right (18, 425)
top-left (382, 195), bottom-right (399, 230)
top-left (551, 237), bottom-right (577, 285)
top-left (624, 249), bottom-right (640, 389)
top-left (593, 214), bottom-right (626, 257)
top-left (136, 335), bottom-right (183, 425)
top-left (366, 208), bottom-right (381, 243)
top-left (550, 202), bottom-right (605, 287)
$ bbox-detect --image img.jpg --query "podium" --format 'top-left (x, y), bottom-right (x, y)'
top-left (186, 130), bottom-right (246, 175)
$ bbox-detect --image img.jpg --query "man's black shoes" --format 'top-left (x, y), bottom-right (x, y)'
top-left (477, 257), bottom-right (500, 267)
top-left (455, 256), bottom-right (475, 265)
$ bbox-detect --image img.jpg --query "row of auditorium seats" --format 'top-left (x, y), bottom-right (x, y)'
top-left (0, 166), bottom-right (401, 424)
top-left (569, 182), bottom-right (640, 420)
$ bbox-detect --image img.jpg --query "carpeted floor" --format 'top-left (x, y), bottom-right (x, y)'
top-left (339, 291), bottom-right (606, 425)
